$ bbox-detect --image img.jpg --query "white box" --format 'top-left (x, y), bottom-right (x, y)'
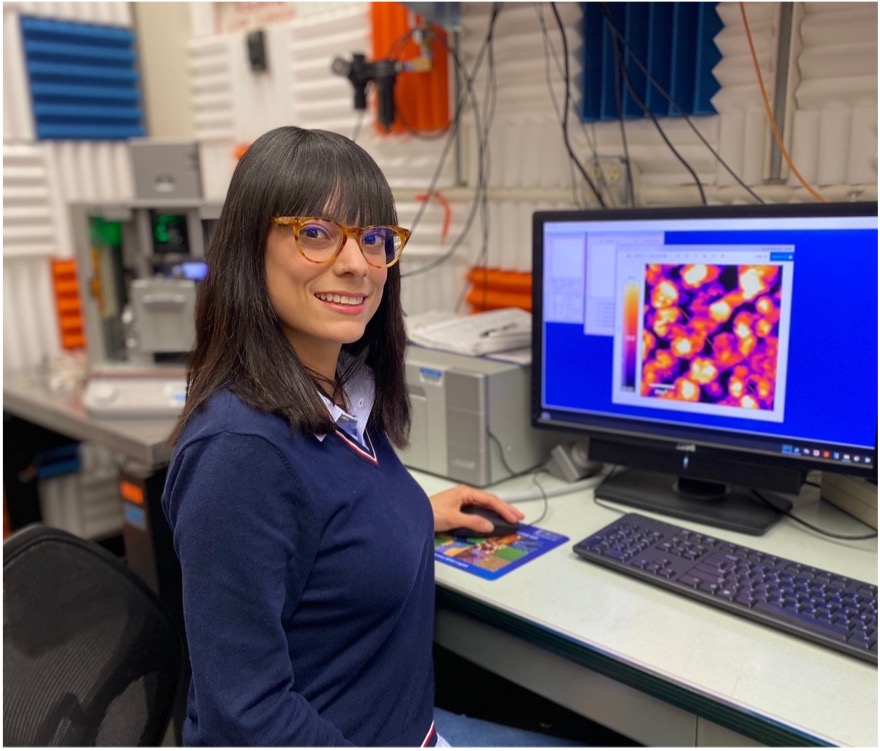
top-left (820, 473), bottom-right (878, 529)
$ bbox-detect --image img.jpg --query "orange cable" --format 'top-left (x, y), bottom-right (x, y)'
top-left (739, 2), bottom-right (828, 203)
top-left (415, 191), bottom-right (451, 244)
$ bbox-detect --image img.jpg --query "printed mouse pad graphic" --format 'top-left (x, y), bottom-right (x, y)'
top-left (434, 525), bottom-right (568, 580)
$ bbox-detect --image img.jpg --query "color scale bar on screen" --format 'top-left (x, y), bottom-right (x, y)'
top-left (622, 281), bottom-right (639, 390)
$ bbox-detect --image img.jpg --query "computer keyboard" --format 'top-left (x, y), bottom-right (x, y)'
top-left (573, 513), bottom-right (878, 664)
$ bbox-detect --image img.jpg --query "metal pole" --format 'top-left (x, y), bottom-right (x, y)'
top-left (769, 3), bottom-right (794, 181)
top-left (452, 28), bottom-right (464, 186)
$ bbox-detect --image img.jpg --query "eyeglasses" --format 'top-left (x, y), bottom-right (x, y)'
top-left (272, 216), bottom-right (410, 268)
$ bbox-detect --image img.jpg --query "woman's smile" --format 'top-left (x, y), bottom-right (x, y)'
top-left (315, 291), bottom-right (368, 311)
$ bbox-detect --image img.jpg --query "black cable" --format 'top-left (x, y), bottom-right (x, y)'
top-left (386, 26), bottom-right (417, 62)
top-left (390, 28), bottom-right (451, 142)
top-left (400, 36), bottom-right (475, 239)
top-left (591, 480), bottom-right (877, 541)
top-left (393, 106), bottom-right (453, 141)
top-left (548, 3), bottom-right (606, 207)
top-left (399, 94), bottom-right (483, 278)
top-left (403, 25), bottom-right (492, 281)
top-left (590, 465), bottom-right (629, 513)
top-left (597, 5), bottom-right (765, 204)
top-left (400, 178), bottom-right (482, 278)
top-left (473, 10), bottom-right (497, 312)
top-left (535, 3), bottom-right (605, 207)
top-left (487, 429), bottom-right (552, 526)
top-left (589, 469), bottom-right (877, 540)
top-left (613, 77), bottom-right (635, 206)
top-left (606, 9), bottom-right (636, 207)
top-left (560, 8), bottom-right (607, 183)
top-left (401, 20), bottom-right (485, 236)
top-left (461, 3), bottom-right (502, 313)
top-left (752, 490), bottom-right (878, 540)
top-left (536, 4), bottom-right (593, 205)
top-left (377, 27), bottom-right (449, 142)
top-left (487, 429), bottom-right (532, 480)
top-left (604, 8), bottom-right (708, 205)
top-left (402, 8), bottom-right (503, 279)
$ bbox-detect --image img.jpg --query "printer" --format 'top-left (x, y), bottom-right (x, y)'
top-left (398, 346), bottom-right (563, 486)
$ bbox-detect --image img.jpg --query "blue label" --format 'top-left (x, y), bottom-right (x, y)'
top-left (123, 503), bottom-right (147, 531)
top-left (419, 367), bottom-right (444, 385)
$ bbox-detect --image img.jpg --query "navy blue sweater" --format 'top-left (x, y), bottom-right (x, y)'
top-left (162, 390), bottom-right (437, 746)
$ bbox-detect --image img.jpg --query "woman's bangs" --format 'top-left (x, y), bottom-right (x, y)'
top-left (319, 171), bottom-right (396, 228)
top-left (270, 165), bottom-right (339, 221)
top-left (280, 154), bottom-right (395, 227)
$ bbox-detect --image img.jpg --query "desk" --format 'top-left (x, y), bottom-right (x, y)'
top-left (414, 470), bottom-right (878, 747)
top-left (3, 370), bottom-right (178, 604)
top-left (5, 372), bottom-right (876, 747)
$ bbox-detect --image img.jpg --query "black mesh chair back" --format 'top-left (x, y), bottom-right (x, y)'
top-left (3, 524), bottom-right (183, 746)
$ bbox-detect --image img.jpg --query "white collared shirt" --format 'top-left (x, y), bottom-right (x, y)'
top-left (315, 355), bottom-right (375, 446)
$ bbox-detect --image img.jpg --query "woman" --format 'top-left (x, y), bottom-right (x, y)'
top-left (163, 126), bottom-right (524, 746)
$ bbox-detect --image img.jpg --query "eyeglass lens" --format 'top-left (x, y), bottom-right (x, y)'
top-left (295, 219), bottom-right (402, 266)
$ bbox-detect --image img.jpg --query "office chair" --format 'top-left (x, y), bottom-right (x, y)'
top-left (3, 524), bottom-right (184, 746)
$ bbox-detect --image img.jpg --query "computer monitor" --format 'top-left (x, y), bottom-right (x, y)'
top-left (532, 202), bottom-right (878, 535)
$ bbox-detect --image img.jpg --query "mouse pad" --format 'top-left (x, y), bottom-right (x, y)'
top-left (434, 525), bottom-right (569, 580)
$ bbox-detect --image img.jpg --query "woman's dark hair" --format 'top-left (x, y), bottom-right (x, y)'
top-left (169, 126), bottom-right (410, 447)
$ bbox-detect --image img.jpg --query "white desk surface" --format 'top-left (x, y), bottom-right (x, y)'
top-left (414, 469), bottom-right (878, 747)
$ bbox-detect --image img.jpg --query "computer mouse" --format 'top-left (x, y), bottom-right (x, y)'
top-left (446, 507), bottom-right (520, 539)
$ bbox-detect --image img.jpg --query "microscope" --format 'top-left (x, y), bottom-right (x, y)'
top-left (75, 141), bottom-right (220, 418)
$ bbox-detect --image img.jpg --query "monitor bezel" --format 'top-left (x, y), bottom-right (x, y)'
top-left (531, 201), bottom-right (879, 484)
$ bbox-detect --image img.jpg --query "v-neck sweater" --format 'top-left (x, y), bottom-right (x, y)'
top-left (162, 389), bottom-right (437, 746)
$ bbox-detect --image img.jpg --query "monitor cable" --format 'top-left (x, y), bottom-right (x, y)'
top-left (752, 489), bottom-right (878, 541)
top-left (589, 465), bottom-right (640, 516)
top-left (587, 473), bottom-right (877, 541)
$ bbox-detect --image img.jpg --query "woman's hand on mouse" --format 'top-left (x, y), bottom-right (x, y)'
top-left (429, 485), bottom-right (525, 534)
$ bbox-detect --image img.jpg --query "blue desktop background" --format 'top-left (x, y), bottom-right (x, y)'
top-left (541, 227), bottom-right (878, 450)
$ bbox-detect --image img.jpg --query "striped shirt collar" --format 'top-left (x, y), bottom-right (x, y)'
top-left (316, 353), bottom-right (375, 445)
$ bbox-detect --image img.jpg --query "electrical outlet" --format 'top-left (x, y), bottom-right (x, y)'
top-left (584, 157), bottom-right (630, 207)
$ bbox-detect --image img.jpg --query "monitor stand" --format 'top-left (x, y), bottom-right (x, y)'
top-left (596, 468), bottom-right (793, 536)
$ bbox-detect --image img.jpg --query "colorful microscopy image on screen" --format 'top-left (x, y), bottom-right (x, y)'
top-left (641, 263), bottom-right (782, 411)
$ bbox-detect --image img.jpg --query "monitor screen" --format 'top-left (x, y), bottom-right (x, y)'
top-left (532, 202), bottom-right (878, 535)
